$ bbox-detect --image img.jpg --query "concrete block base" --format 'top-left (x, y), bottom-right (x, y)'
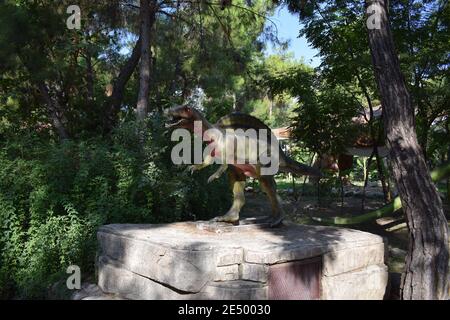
top-left (96, 220), bottom-right (388, 300)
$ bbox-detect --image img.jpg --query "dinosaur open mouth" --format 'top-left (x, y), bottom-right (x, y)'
top-left (165, 116), bottom-right (186, 128)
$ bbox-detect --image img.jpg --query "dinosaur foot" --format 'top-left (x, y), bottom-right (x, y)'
top-left (210, 213), bottom-right (240, 225)
top-left (186, 165), bottom-right (202, 175)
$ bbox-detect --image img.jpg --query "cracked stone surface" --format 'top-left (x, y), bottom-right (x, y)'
top-left (97, 220), bottom-right (388, 299)
top-left (71, 283), bottom-right (125, 300)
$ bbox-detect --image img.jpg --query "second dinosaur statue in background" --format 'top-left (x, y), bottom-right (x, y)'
top-left (165, 105), bottom-right (322, 227)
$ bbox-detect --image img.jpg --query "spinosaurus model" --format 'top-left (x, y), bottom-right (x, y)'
top-left (165, 105), bottom-right (322, 227)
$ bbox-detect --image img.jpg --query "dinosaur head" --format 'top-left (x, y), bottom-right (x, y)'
top-left (165, 104), bottom-right (204, 130)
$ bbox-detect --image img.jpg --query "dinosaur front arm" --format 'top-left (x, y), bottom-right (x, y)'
top-left (207, 164), bottom-right (228, 184)
top-left (187, 154), bottom-right (215, 174)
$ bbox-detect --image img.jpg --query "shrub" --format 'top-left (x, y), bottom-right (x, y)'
top-left (0, 118), bottom-right (230, 298)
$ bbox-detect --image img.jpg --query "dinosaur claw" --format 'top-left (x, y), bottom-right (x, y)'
top-left (186, 165), bottom-right (198, 175)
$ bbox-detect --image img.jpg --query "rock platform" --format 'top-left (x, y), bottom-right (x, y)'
top-left (96, 219), bottom-right (388, 300)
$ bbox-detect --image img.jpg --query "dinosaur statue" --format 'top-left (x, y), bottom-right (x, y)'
top-left (165, 104), bottom-right (322, 227)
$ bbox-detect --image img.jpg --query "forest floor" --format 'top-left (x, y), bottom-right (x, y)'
top-left (241, 183), bottom-right (450, 299)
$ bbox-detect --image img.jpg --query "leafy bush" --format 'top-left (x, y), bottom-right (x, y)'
top-left (0, 118), bottom-right (230, 298)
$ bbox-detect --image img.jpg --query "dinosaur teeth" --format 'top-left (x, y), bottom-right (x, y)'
top-left (165, 117), bottom-right (184, 128)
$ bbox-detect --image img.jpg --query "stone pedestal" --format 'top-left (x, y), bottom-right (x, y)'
top-left (96, 220), bottom-right (388, 300)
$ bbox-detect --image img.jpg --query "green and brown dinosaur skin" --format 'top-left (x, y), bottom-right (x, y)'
top-left (165, 105), bottom-right (322, 227)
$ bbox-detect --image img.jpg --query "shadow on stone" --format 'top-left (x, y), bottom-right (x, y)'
top-left (95, 218), bottom-right (389, 300)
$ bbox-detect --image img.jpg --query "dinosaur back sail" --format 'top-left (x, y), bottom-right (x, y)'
top-left (215, 112), bottom-right (289, 170)
top-left (215, 112), bottom-right (322, 178)
top-left (215, 112), bottom-right (273, 131)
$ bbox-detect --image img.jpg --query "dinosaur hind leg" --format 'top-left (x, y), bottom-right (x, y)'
top-left (211, 168), bottom-right (246, 224)
top-left (259, 176), bottom-right (285, 227)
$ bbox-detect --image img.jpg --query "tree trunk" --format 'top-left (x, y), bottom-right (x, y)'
top-left (136, 0), bottom-right (156, 122)
top-left (417, 108), bottom-right (430, 160)
top-left (365, 0), bottom-right (448, 299)
top-left (374, 146), bottom-right (391, 202)
top-left (361, 153), bottom-right (374, 213)
top-left (104, 37), bottom-right (142, 130)
top-left (236, 93), bottom-right (246, 112)
top-left (359, 73), bottom-right (391, 203)
top-left (381, 156), bottom-right (393, 201)
top-left (37, 82), bottom-right (69, 140)
top-left (19, 56), bottom-right (70, 140)
top-left (85, 51), bottom-right (95, 103)
top-left (269, 94), bottom-right (274, 118)
top-left (447, 119), bottom-right (450, 202)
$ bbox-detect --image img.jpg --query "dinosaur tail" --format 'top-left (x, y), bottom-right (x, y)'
top-left (280, 157), bottom-right (323, 178)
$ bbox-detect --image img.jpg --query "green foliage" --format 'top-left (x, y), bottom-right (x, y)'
top-left (0, 119), bottom-right (230, 298)
top-left (293, 82), bottom-right (360, 155)
top-left (151, 0), bottom-right (275, 113)
top-left (282, 0), bottom-right (449, 161)
top-left (0, 0), bottom-right (274, 299)
top-left (262, 60), bottom-right (360, 155)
